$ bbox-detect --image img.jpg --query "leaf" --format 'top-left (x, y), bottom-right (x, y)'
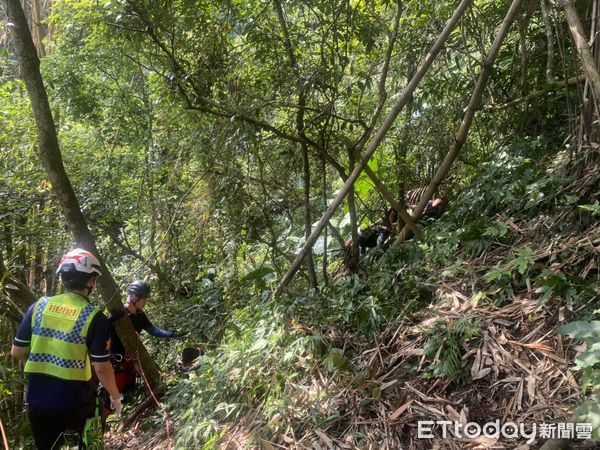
top-left (482, 220), bottom-right (509, 238)
top-left (325, 348), bottom-right (349, 371)
top-left (473, 368), bottom-right (491, 380)
top-left (577, 201), bottom-right (600, 215)
top-left (526, 374), bottom-right (536, 403)
top-left (240, 266), bottom-right (272, 283)
top-left (353, 159), bottom-right (378, 201)
top-left (573, 398), bottom-right (600, 439)
top-left (559, 321), bottom-right (600, 340)
top-left (470, 349), bottom-right (482, 380)
top-left (574, 343), bottom-right (600, 369)
top-left (250, 338), bottom-right (269, 352)
top-left (389, 400), bottom-right (413, 421)
top-left (509, 247), bottom-right (535, 274)
top-left (484, 267), bottom-right (508, 283)
top-left (315, 429), bottom-right (334, 448)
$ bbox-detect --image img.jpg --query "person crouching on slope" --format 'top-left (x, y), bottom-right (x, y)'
top-left (11, 248), bottom-right (122, 450)
top-left (109, 280), bottom-right (184, 393)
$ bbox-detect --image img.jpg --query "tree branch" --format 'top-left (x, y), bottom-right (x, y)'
top-left (276, 0), bottom-right (473, 295)
top-left (4, 0), bottom-right (162, 388)
top-left (395, 0), bottom-right (525, 244)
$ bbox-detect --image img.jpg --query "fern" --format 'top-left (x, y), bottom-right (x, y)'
top-left (423, 316), bottom-right (480, 383)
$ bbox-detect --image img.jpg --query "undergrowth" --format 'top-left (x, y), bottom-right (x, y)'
top-left (157, 143), bottom-right (599, 447)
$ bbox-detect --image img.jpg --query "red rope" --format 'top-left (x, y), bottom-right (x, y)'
top-left (0, 414), bottom-right (10, 450)
top-left (135, 336), bottom-right (172, 450)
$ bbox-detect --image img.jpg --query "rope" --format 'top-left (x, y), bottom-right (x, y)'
top-left (135, 335), bottom-right (172, 450)
top-left (0, 415), bottom-right (10, 450)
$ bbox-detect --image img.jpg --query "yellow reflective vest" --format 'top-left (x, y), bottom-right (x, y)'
top-left (24, 293), bottom-right (99, 381)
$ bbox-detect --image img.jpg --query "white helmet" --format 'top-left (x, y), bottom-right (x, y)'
top-left (57, 248), bottom-right (102, 276)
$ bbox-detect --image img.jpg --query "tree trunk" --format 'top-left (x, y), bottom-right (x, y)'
top-left (44, 247), bottom-right (57, 296)
top-left (274, 0), bottom-right (318, 287)
top-left (298, 90), bottom-right (317, 286)
top-left (275, 0), bottom-right (473, 295)
top-left (346, 153), bottom-right (360, 272)
top-left (564, 0), bottom-right (600, 122)
top-left (31, 0), bottom-right (46, 57)
top-left (574, 0), bottom-right (600, 147)
top-left (541, 0), bottom-right (555, 82)
top-left (320, 154), bottom-right (329, 286)
top-left (302, 138), bottom-right (318, 288)
top-left (395, 0), bottom-right (525, 245)
top-left (4, 0), bottom-right (161, 389)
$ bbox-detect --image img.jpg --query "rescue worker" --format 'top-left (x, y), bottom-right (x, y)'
top-left (357, 225), bottom-right (389, 257)
top-left (422, 198), bottom-right (446, 219)
top-left (11, 248), bottom-right (122, 449)
top-left (109, 280), bottom-right (184, 393)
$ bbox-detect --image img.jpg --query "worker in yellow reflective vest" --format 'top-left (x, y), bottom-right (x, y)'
top-left (11, 248), bottom-right (121, 449)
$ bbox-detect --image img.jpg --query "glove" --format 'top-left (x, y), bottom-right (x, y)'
top-left (110, 395), bottom-right (123, 417)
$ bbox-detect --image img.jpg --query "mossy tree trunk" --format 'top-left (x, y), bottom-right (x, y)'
top-left (3, 0), bottom-right (161, 389)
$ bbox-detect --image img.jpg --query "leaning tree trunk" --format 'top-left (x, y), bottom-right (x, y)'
top-left (275, 0), bottom-right (473, 295)
top-left (3, 0), bottom-right (161, 389)
top-left (395, 0), bottom-right (525, 245)
top-left (563, 0), bottom-right (600, 118)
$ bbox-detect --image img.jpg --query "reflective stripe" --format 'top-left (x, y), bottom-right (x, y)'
top-left (405, 187), bottom-right (428, 206)
top-left (28, 352), bottom-right (86, 369)
top-left (25, 294), bottom-right (98, 381)
top-left (33, 297), bottom-right (49, 329)
top-left (405, 186), bottom-right (441, 207)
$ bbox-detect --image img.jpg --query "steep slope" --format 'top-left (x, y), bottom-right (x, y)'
top-left (107, 147), bottom-right (599, 449)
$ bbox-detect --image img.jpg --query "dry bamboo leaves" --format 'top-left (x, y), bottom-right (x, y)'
top-left (307, 292), bottom-right (587, 449)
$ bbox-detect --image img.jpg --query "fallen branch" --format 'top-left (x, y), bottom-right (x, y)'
top-left (489, 75), bottom-right (583, 111)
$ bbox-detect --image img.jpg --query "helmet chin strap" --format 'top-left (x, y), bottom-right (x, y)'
top-left (127, 295), bottom-right (144, 311)
top-left (84, 278), bottom-right (95, 298)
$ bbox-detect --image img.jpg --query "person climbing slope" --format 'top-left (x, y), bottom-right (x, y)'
top-left (109, 280), bottom-right (184, 393)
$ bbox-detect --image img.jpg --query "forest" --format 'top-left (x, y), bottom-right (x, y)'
top-left (1, 0), bottom-right (599, 448)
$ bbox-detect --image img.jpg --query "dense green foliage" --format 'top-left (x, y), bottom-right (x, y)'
top-left (153, 143), bottom-right (598, 446)
top-left (1, 0), bottom-right (599, 447)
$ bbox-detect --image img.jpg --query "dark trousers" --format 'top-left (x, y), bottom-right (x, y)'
top-left (28, 398), bottom-right (95, 449)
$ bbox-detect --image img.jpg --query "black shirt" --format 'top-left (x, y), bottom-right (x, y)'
top-left (109, 309), bottom-right (175, 356)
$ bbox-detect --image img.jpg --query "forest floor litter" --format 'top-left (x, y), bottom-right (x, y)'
top-left (106, 152), bottom-right (599, 449)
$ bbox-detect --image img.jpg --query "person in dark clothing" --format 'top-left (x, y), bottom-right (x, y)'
top-left (11, 248), bottom-right (122, 449)
top-left (357, 225), bottom-right (389, 256)
top-left (109, 280), bottom-right (183, 392)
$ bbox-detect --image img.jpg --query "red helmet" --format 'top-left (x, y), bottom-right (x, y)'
top-left (57, 248), bottom-right (102, 276)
